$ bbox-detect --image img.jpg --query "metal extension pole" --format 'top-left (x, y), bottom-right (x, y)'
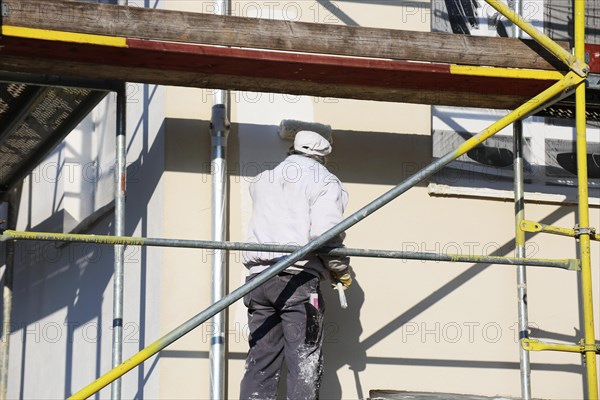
top-left (209, 102), bottom-right (229, 400)
top-left (67, 73), bottom-right (580, 400)
top-left (511, 1), bottom-right (531, 397)
top-left (0, 202), bottom-right (14, 400)
top-left (574, 1), bottom-right (599, 398)
top-left (111, 84), bottom-right (127, 400)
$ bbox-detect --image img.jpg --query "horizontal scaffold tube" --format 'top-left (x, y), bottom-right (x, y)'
top-left (520, 220), bottom-right (600, 241)
top-left (0, 229), bottom-right (578, 270)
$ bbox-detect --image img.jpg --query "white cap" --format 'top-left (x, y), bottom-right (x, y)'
top-left (294, 130), bottom-right (332, 156)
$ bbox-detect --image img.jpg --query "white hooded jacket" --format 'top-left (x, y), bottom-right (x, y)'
top-left (243, 154), bottom-right (349, 277)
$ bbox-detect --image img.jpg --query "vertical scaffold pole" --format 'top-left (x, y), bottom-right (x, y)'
top-left (111, 83), bottom-right (127, 400)
top-left (513, 121), bottom-right (531, 400)
top-left (511, 1), bottom-right (531, 397)
top-left (111, 6), bottom-right (128, 400)
top-left (0, 201), bottom-right (15, 400)
top-left (574, 1), bottom-right (599, 398)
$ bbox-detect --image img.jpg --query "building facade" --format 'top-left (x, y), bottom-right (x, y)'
top-left (1, 1), bottom-right (599, 399)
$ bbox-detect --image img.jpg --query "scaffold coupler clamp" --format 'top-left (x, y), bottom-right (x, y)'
top-left (0, 0), bottom-right (15, 38)
top-left (579, 339), bottom-right (600, 355)
top-left (0, 0), bottom-right (9, 18)
top-left (573, 224), bottom-right (596, 240)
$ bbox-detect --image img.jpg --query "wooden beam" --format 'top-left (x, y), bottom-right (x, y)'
top-left (0, 35), bottom-right (552, 109)
top-left (3, 0), bottom-right (568, 71)
top-left (0, 54), bottom-right (533, 109)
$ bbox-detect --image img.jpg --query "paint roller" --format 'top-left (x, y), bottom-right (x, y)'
top-left (277, 119), bottom-right (333, 142)
top-left (278, 119), bottom-right (347, 309)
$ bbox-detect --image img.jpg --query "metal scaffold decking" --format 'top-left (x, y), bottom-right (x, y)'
top-left (0, 0), bottom-right (598, 399)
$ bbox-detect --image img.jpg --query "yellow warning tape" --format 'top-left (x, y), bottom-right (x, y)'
top-left (451, 64), bottom-right (563, 80)
top-left (2, 25), bottom-right (128, 48)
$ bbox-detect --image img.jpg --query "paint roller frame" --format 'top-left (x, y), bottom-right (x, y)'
top-left (277, 119), bottom-right (333, 143)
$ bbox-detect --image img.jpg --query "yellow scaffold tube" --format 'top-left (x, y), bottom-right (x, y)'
top-left (575, 0), bottom-right (599, 397)
top-left (484, 0), bottom-right (587, 76)
top-left (450, 65), bottom-right (563, 81)
top-left (520, 220), bottom-right (600, 241)
top-left (1, 26), bottom-right (128, 48)
top-left (522, 339), bottom-right (587, 353)
top-left (520, 220), bottom-right (575, 237)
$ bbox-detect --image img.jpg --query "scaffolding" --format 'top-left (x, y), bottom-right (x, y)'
top-left (0, 0), bottom-right (598, 399)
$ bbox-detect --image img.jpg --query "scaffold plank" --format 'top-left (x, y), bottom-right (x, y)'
top-left (2, 0), bottom-right (569, 71)
top-left (0, 33), bottom-right (561, 109)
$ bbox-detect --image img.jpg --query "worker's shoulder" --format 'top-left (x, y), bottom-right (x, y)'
top-left (253, 155), bottom-right (341, 186)
top-left (292, 156), bottom-right (341, 183)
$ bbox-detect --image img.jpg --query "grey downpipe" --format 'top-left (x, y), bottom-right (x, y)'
top-left (209, 2), bottom-right (230, 399)
top-left (111, 84), bottom-right (127, 400)
top-left (210, 102), bottom-right (230, 400)
top-left (511, 2), bottom-right (531, 398)
top-left (209, 0), bottom-right (231, 387)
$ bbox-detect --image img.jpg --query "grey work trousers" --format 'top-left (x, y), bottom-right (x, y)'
top-left (240, 271), bottom-right (325, 400)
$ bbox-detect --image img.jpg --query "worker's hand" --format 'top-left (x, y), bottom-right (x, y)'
top-left (321, 256), bottom-right (350, 273)
top-left (330, 269), bottom-right (352, 290)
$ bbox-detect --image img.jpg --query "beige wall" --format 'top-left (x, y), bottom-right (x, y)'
top-left (158, 1), bottom-right (599, 399)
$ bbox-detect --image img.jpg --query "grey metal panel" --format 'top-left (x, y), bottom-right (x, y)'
top-left (545, 0), bottom-right (600, 42)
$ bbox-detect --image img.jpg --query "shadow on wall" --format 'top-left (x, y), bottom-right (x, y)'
top-left (164, 119), bottom-right (432, 187)
top-left (321, 205), bottom-right (585, 399)
top-left (4, 116), bottom-right (165, 398)
top-left (321, 269), bottom-right (366, 399)
top-left (160, 206), bottom-right (586, 399)
top-left (8, 122), bottom-right (164, 325)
